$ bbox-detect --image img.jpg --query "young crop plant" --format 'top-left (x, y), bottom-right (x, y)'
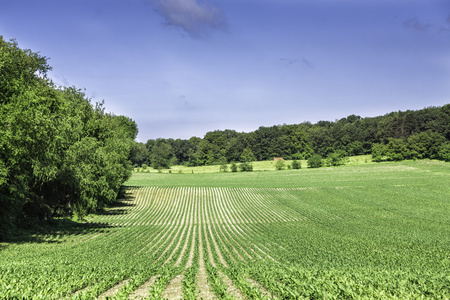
top-left (1, 160), bottom-right (450, 299)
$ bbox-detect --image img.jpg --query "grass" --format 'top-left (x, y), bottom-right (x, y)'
top-left (126, 157), bottom-right (446, 188)
top-left (133, 155), bottom-right (373, 174)
top-left (1, 159), bottom-right (449, 299)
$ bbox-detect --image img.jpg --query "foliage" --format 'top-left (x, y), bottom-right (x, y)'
top-left (291, 159), bottom-right (301, 169)
top-left (142, 104), bottom-right (450, 168)
top-left (325, 150), bottom-right (349, 167)
top-left (220, 163), bottom-right (228, 172)
top-left (0, 37), bottom-right (136, 237)
top-left (150, 141), bottom-right (173, 169)
top-left (240, 147), bottom-right (256, 162)
top-left (407, 131), bottom-right (446, 159)
top-left (275, 160), bottom-right (285, 170)
top-left (371, 143), bottom-right (387, 162)
top-left (130, 142), bottom-right (149, 167)
top-left (239, 162), bottom-right (253, 172)
top-left (438, 142), bottom-right (450, 162)
top-left (230, 162), bottom-right (238, 172)
top-left (307, 154), bottom-right (323, 168)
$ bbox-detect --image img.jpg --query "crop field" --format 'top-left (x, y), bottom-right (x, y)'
top-left (1, 160), bottom-right (450, 299)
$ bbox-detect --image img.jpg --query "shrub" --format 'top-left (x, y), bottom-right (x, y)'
top-left (220, 163), bottom-right (228, 172)
top-left (275, 160), bottom-right (285, 170)
top-left (385, 138), bottom-right (409, 161)
top-left (326, 150), bottom-right (348, 167)
top-left (239, 162), bottom-right (253, 172)
top-left (307, 154), bottom-right (323, 168)
top-left (371, 143), bottom-right (387, 162)
top-left (230, 162), bottom-right (238, 172)
top-left (291, 160), bottom-right (301, 169)
top-left (438, 142), bottom-right (450, 162)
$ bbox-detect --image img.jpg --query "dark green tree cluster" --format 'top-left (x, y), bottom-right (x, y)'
top-left (0, 38), bottom-right (137, 237)
top-left (134, 105), bottom-right (449, 169)
top-left (372, 131), bottom-right (449, 162)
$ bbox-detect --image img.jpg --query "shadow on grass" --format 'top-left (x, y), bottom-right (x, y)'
top-left (2, 189), bottom-right (136, 245)
top-left (96, 194), bottom-right (136, 216)
top-left (5, 218), bottom-right (117, 245)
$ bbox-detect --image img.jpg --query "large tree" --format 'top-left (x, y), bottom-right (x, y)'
top-left (0, 37), bottom-right (136, 237)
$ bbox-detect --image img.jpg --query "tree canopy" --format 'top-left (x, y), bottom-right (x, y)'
top-left (0, 37), bottom-right (137, 238)
top-left (140, 104), bottom-right (450, 169)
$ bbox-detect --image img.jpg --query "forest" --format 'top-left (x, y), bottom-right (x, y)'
top-left (0, 37), bottom-right (137, 238)
top-left (133, 105), bottom-right (450, 169)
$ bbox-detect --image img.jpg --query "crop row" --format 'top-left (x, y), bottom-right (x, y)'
top-left (1, 179), bottom-right (450, 299)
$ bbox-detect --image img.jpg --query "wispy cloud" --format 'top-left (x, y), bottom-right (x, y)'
top-left (151, 0), bottom-right (227, 38)
top-left (280, 57), bottom-right (314, 69)
top-left (403, 17), bottom-right (431, 32)
top-left (301, 57), bottom-right (313, 69)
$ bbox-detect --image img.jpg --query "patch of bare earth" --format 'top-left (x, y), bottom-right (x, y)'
top-left (164, 224), bottom-right (188, 265)
top-left (207, 224), bottom-right (228, 267)
top-left (218, 271), bottom-right (245, 299)
top-left (161, 274), bottom-right (184, 300)
top-left (69, 285), bottom-right (90, 299)
top-left (247, 278), bottom-right (277, 299)
top-left (98, 279), bottom-right (129, 299)
top-left (197, 230), bottom-right (217, 300)
top-left (185, 226), bottom-right (196, 268)
top-left (128, 276), bottom-right (158, 299)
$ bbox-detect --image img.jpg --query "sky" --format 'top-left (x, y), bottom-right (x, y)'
top-left (1, 0), bottom-right (449, 142)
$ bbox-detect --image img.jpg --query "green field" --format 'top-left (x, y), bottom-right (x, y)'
top-left (1, 160), bottom-right (449, 299)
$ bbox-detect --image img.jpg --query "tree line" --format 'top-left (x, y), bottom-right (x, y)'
top-left (0, 37), bottom-right (137, 238)
top-left (132, 105), bottom-right (450, 169)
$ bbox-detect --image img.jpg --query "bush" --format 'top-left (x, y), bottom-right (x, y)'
top-left (385, 138), bottom-right (409, 161)
top-left (291, 160), bottom-right (301, 169)
top-left (307, 154), bottom-right (323, 168)
top-left (220, 163), bottom-right (228, 172)
top-left (239, 162), bottom-right (253, 172)
top-left (275, 160), bottom-right (285, 170)
top-left (326, 150), bottom-right (348, 167)
top-left (230, 162), bottom-right (238, 172)
top-left (438, 142), bottom-right (450, 162)
top-left (371, 143), bottom-right (387, 162)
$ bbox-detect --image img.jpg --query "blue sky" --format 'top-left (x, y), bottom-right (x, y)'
top-left (1, 0), bottom-right (449, 142)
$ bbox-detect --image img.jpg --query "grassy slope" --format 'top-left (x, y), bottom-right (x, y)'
top-left (126, 158), bottom-right (448, 188)
top-left (133, 155), bottom-right (372, 174)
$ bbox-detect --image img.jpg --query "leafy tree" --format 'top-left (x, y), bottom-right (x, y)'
top-left (438, 142), bottom-right (450, 162)
top-left (151, 142), bottom-right (173, 169)
top-left (0, 37), bottom-right (136, 234)
top-left (385, 138), bottom-right (409, 161)
top-left (346, 141), bottom-right (364, 156)
top-left (407, 131), bottom-right (446, 159)
top-left (240, 147), bottom-right (256, 162)
top-left (226, 137), bottom-right (245, 162)
top-left (186, 148), bottom-right (199, 167)
top-left (371, 143), bottom-right (387, 162)
top-left (130, 142), bottom-right (149, 166)
top-left (326, 150), bottom-right (349, 167)
top-left (307, 154), bottom-right (323, 168)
